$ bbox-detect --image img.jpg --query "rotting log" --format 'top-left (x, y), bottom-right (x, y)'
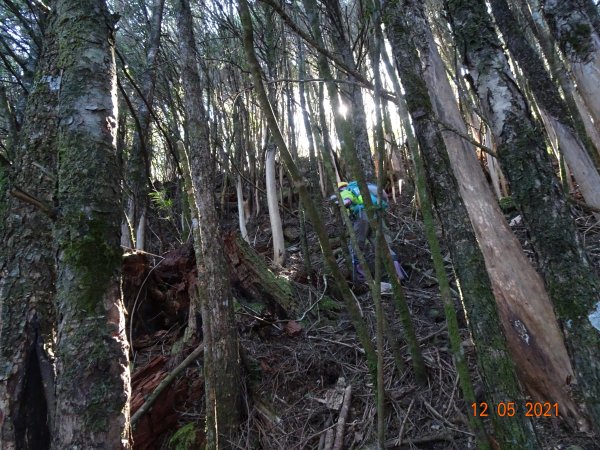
top-left (224, 231), bottom-right (328, 318)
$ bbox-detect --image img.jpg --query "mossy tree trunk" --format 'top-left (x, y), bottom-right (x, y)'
top-left (321, 0), bottom-right (375, 179)
top-left (537, 0), bottom-right (600, 135)
top-left (381, 3), bottom-right (539, 447)
top-left (447, 0), bottom-right (600, 431)
top-left (238, 0), bottom-right (379, 377)
top-left (177, 0), bottom-right (242, 447)
top-left (490, 0), bottom-right (600, 214)
top-left (302, 0), bottom-right (355, 173)
top-left (385, 0), bottom-right (581, 432)
top-left (0, 7), bottom-right (57, 449)
top-left (52, 1), bottom-right (131, 448)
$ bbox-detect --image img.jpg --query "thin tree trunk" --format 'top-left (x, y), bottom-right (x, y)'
top-left (52, 1), bottom-right (130, 447)
top-left (177, 1), bottom-right (242, 446)
top-left (234, 101), bottom-right (250, 242)
top-left (322, 0), bottom-right (375, 179)
top-left (381, 5), bottom-right (539, 447)
top-left (302, 0), bottom-right (355, 167)
top-left (266, 141), bottom-right (286, 265)
top-left (298, 39), bottom-right (320, 193)
top-left (239, 0), bottom-right (378, 376)
top-left (125, 0), bottom-right (165, 251)
top-left (538, 0), bottom-right (600, 135)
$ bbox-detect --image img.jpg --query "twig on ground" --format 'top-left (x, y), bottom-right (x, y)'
top-left (332, 384), bottom-right (353, 450)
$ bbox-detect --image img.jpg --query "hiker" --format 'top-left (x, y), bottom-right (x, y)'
top-left (336, 181), bottom-right (407, 287)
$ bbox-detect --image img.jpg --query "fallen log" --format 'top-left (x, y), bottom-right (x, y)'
top-left (224, 231), bottom-right (312, 318)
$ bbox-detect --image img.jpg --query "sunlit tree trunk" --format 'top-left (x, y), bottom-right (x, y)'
top-left (239, 0), bottom-right (379, 377)
top-left (490, 0), bottom-right (600, 214)
top-left (0, 7), bottom-right (57, 449)
top-left (261, 7), bottom-right (286, 266)
top-left (385, 0), bottom-right (582, 429)
top-left (447, 0), bottom-right (600, 430)
top-left (234, 99), bottom-right (250, 242)
top-left (177, 0), bottom-right (242, 446)
top-left (322, 0), bottom-right (375, 179)
top-left (536, 0), bottom-right (600, 136)
top-left (52, 1), bottom-right (131, 447)
top-left (382, 3), bottom-right (540, 447)
top-left (302, 0), bottom-right (355, 169)
top-left (511, 0), bottom-right (600, 161)
top-left (297, 39), bottom-right (320, 193)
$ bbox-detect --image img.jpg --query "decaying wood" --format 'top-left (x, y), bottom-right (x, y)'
top-left (224, 232), bottom-right (304, 317)
top-left (131, 344), bottom-right (204, 425)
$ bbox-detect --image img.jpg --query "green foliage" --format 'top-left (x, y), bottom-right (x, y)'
top-left (498, 196), bottom-right (515, 212)
top-left (318, 296), bottom-right (342, 312)
top-left (149, 189), bottom-right (174, 213)
top-left (168, 422), bottom-right (198, 450)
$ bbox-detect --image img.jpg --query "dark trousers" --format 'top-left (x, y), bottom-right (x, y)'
top-left (349, 210), bottom-right (407, 282)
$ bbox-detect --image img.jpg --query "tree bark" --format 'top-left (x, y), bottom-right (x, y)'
top-left (124, 0), bottom-right (166, 251)
top-left (538, 0), bottom-right (600, 136)
top-left (385, 0), bottom-right (582, 431)
top-left (447, 0), bottom-right (600, 430)
top-left (490, 0), bottom-right (600, 215)
top-left (52, 1), bottom-right (131, 447)
top-left (322, 0), bottom-right (375, 179)
top-left (239, 0), bottom-right (379, 377)
top-left (0, 7), bottom-right (57, 449)
top-left (302, 0), bottom-right (355, 173)
top-left (382, 4), bottom-right (540, 447)
top-left (177, 0), bottom-right (242, 446)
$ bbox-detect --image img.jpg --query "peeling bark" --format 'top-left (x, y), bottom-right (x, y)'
top-left (448, 0), bottom-right (600, 430)
top-left (383, 2), bottom-right (540, 447)
top-left (386, 0), bottom-right (582, 433)
top-left (52, 1), bottom-right (131, 447)
top-left (490, 0), bottom-right (600, 215)
top-left (539, 0), bottom-right (600, 136)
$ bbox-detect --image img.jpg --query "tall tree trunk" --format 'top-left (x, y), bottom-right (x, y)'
top-left (0, 7), bottom-right (57, 449)
top-left (384, 0), bottom-right (582, 429)
top-left (262, 7), bottom-right (287, 266)
top-left (177, 0), bottom-right (242, 446)
top-left (537, 0), bottom-right (600, 136)
top-left (322, 0), bottom-right (375, 179)
top-left (297, 39), bottom-right (320, 193)
top-left (238, 0), bottom-right (379, 378)
top-left (302, 0), bottom-right (355, 169)
top-left (266, 140), bottom-right (286, 265)
top-left (447, 0), bottom-right (600, 430)
top-left (125, 0), bottom-right (166, 251)
top-left (381, 4), bottom-right (540, 447)
top-left (490, 0), bottom-right (600, 214)
top-left (511, 0), bottom-right (600, 161)
top-left (52, 1), bottom-right (131, 447)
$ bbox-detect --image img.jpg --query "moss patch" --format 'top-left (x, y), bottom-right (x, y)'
top-left (168, 422), bottom-right (198, 450)
top-left (63, 215), bottom-right (121, 314)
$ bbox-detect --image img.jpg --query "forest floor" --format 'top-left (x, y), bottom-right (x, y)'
top-left (123, 186), bottom-right (600, 450)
